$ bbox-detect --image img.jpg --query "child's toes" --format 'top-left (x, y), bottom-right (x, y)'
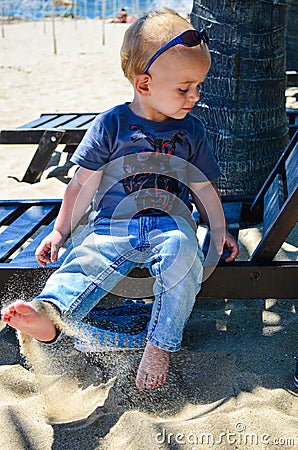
top-left (1, 306), bottom-right (14, 318)
top-left (8, 305), bottom-right (17, 314)
top-left (1, 310), bottom-right (12, 322)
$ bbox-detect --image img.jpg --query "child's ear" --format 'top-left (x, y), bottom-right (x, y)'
top-left (134, 74), bottom-right (151, 96)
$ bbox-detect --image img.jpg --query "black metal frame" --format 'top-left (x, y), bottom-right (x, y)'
top-left (0, 261), bottom-right (296, 300)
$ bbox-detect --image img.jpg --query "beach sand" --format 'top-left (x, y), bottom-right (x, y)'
top-left (0, 18), bottom-right (297, 450)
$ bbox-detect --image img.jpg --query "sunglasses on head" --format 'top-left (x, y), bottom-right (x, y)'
top-left (142, 29), bottom-right (209, 74)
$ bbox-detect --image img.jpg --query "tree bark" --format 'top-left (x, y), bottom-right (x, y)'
top-left (191, 0), bottom-right (289, 195)
top-left (286, 0), bottom-right (298, 71)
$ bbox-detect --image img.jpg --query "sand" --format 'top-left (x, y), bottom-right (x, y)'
top-left (0, 18), bottom-right (297, 450)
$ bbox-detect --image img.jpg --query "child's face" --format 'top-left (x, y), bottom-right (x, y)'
top-left (143, 47), bottom-right (210, 122)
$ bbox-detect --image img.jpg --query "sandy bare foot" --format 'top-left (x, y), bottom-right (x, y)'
top-left (1, 300), bottom-right (57, 342)
top-left (136, 341), bottom-right (170, 390)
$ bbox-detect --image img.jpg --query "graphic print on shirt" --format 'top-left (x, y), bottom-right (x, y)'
top-left (121, 125), bottom-right (186, 213)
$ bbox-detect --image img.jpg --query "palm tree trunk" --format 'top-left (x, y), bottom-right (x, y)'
top-left (286, 0), bottom-right (298, 71)
top-left (191, 0), bottom-right (289, 195)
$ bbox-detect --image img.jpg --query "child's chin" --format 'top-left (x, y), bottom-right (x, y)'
top-left (171, 111), bottom-right (188, 120)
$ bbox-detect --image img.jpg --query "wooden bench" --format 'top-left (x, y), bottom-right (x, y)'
top-left (0, 131), bottom-right (297, 299)
top-left (286, 70), bottom-right (298, 138)
top-left (287, 108), bottom-right (298, 138)
top-left (0, 113), bottom-right (98, 184)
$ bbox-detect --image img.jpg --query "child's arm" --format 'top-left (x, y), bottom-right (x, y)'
top-left (189, 180), bottom-right (239, 262)
top-left (35, 167), bottom-right (103, 266)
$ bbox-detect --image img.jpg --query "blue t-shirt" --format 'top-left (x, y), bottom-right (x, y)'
top-left (71, 103), bottom-right (220, 221)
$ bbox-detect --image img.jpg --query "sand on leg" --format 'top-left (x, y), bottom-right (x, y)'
top-left (1, 300), bottom-right (57, 342)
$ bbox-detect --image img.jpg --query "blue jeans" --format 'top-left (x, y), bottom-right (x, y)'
top-left (35, 215), bottom-right (204, 352)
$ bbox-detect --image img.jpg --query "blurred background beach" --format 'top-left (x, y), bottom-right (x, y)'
top-left (0, 3), bottom-right (297, 450)
top-left (0, 16), bottom-right (133, 199)
top-left (0, 0), bottom-right (193, 21)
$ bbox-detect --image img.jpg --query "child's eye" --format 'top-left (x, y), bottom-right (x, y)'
top-left (179, 88), bottom-right (188, 93)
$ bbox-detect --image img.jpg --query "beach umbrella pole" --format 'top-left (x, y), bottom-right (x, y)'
top-left (102, 0), bottom-right (106, 45)
top-left (1, 0), bottom-right (5, 38)
top-left (52, 0), bottom-right (57, 54)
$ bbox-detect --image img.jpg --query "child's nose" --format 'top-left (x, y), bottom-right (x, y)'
top-left (188, 87), bottom-right (200, 102)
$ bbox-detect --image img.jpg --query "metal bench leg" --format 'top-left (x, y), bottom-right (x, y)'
top-left (22, 129), bottom-right (65, 184)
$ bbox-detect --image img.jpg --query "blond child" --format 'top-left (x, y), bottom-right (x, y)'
top-left (2, 8), bottom-right (238, 390)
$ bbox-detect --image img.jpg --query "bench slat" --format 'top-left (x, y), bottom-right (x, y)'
top-left (263, 173), bottom-right (283, 235)
top-left (8, 216), bottom-right (91, 268)
top-left (250, 187), bottom-right (298, 262)
top-left (285, 141), bottom-right (298, 197)
top-left (63, 114), bottom-right (97, 129)
top-left (8, 220), bottom-right (56, 267)
top-left (0, 205), bottom-right (58, 262)
top-left (18, 114), bottom-right (60, 129)
top-left (79, 122), bottom-right (97, 130)
top-left (250, 130), bottom-right (297, 213)
top-left (0, 205), bottom-right (21, 226)
top-left (0, 128), bottom-right (87, 145)
top-left (8, 228), bottom-right (72, 268)
top-left (37, 114), bottom-right (78, 129)
top-left (0, 199), bottom-right (62, 205)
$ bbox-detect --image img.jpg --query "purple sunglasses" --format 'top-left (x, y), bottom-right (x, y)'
top-left (143, 29), bottom-right (209, 74)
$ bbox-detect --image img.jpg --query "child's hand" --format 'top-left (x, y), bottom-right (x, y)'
top-left (211, 230), bottom-right (239, 263)
top-left (35, 230), bottom-right (66, 267)
top-left (221, 232), bottom-right (239, 262)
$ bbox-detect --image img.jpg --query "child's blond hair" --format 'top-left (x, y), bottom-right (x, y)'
top-left (121, 7), bottom-right (194, 83)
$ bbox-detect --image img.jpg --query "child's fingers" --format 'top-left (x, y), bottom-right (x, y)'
top-left (35, 251), bottom-right (51, 267)
top-left (50, 243), bottom-right (61, 263)
top-left (222, 238), bottom-right (239, 262)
